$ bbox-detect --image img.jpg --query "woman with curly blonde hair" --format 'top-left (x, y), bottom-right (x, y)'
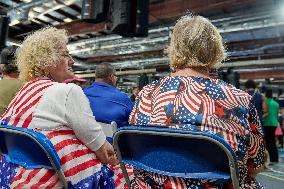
top-left (129, 15), bottom-right (265, 189)
top-left (0, 27), bottom-right (130, 188)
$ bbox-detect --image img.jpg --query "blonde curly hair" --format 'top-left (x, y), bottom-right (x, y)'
top-left (16, 27), bottom-right (68, 81)
top-left (166, 14), bottom-right (227, 71)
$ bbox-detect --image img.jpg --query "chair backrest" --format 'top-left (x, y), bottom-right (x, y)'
top-left (0, 125), bottom-right (68, 188)
top-left (99, 121), bottom-right (117, 143)
top-left (113, 126), bottom-right (239, 189)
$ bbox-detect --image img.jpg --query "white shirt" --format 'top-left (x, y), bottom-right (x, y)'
top-left (30, 83), bottom-right (106, 151)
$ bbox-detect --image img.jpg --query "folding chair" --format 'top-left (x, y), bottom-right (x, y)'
top-left (113, 126), bottom-right (239, 189)
top-left (0, 125), bottom-right (68, 189)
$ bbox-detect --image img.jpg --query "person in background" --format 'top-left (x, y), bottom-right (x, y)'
top-left (0, 46), bottom-right (22, 116)
top-left (130, 87), bottom-right (139, 102)
top-left (129, 14), bottom-right (265, 189)
top-left (84, 63), bottom-right (133, 128)
top-left (280, 108), bottom-right (284, 147)
top-left (264, 89), bottom-right (280, 163)
top-left (245, 80), bottom-right (267, 129)
top-left (0, 27), bottom-right (130, 188)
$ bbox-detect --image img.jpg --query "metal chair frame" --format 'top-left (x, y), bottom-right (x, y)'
top-left (113, 126), bottom-right (239, 189)
top-left (0, 125), bottom-right (68, 189)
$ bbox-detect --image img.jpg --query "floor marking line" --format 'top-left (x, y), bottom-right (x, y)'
top-left (259, 172), bottom-right (284, 182)
top-left (266, 167), bottom-right (284, 175)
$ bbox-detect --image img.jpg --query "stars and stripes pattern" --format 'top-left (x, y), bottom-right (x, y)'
top-left (129, 76), bottom-right (265, 189)
top-left (1, 79), bottom-right (54, 127)
top-left (0, 79), bottom-right (131, 188)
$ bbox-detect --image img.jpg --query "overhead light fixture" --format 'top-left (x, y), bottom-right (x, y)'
top-left (63, 18), bottom-right (72, 22)
top-left (9, 19), bottom-right (20, 26)
top-left (7, 41), bottom-right (20, 47)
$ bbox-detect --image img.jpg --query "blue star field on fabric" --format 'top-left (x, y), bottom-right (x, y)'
top-left (0, 156), bottom-right (17, 188)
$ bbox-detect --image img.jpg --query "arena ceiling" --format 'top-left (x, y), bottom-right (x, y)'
top-left (0, 0), bottom-right (284, 87)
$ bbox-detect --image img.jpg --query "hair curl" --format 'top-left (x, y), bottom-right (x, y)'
top-left (166, 14), bottom-right (227, 71)
top-left (16, 27), bottom-right (68, 81)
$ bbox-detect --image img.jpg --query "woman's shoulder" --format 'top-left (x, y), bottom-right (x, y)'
top-left (44, 82), bottom-right (83, 97)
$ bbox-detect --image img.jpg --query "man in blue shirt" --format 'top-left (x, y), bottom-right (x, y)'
top-left (84, 63), bottom-right (133, 128)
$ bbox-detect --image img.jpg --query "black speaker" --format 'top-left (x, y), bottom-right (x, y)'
top-left (134, 0), bottom-right (149, 37)
top-left (81, 0), bottom-right (109, 22)
top-left (109, 0), bottom-right (149, 37)
top-left (0, 16), bottom-right (9, 51)
top-left (109, 0), bottom-right (132, 36)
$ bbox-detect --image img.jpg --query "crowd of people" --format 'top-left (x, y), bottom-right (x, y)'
top-left (0, 14), bottom-right (283, 189)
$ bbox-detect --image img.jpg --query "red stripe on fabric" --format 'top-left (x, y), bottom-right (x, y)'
top-left (15, 80), bottom-right (52, 101)
top-left (226, 130), bottom-right (230, 146)
top-left (11, 168), bottom-right (26, 183)
top-left (54, 139), bottom-right (82, 151)
top-left (156, 92), bottom-right (176, 101)
top-left (22, 113), bottom-right (33, 128)
top-left (13, 84), bottom-right (53, 115)
top-left (115, 173), bottom-right (125, 187)
top-left (45, 178), bottom-right (60, 189)
top-left (190, 89), bottom-right (201, 107)
top-left (136, 178), bottom-right (148, 189)
top-left (11, 81), bottom-right (52, 114)
top-left (61, 148), bottom-right (92, 165)
top-left (140, 105), bottom-right (151, 113)
top-left (1, 81), bottom-right (39, 118)
top-left (14, 169), bottom-right (41, 189)
top-left (183, 95), bottom-right (198, 113)
top-left (140, 98), bottom-right (151, 106)
top-left (64, 159), bottom-right (100, 177)
top-left (1, 94), bottom-right (18, 119)
top-left (12, 95), bottom-right (42, 126)
top-left (173, 177), bottom-right (179, 189)
top-left (179, 178), bottom-right (185, 189)
top-left (157, 97), bottom-right (175, 105)
top-left (30, 170), bottom-right (55, 189)
top-left (224, 87), bottom-right (237, 106)
top-left (46, 130), bottom-right (75, 139)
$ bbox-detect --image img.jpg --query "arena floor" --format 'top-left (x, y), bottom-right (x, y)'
top-left (257, 148), bottom-right (284, 189)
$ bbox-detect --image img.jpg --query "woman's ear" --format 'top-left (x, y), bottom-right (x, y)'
top-left (110, 74), bottom-right (117, 86)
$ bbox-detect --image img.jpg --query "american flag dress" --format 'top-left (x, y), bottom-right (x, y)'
top-left (0, 78), bottom-right (132, 189)
top-left (129, 76), bottom-right (265, 189)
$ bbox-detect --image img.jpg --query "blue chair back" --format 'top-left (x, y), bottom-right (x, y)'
top-left (0, 125), bottom-right (68, 188)
top-left (113, 126), bottom-right (239, 189)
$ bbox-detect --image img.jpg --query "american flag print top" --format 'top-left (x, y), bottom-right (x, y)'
top-left (0, 79), bottom-right (132, 189)
top-left (129, 76), bottom-right (265, 189)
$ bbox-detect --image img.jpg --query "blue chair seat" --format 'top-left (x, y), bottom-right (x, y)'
top-left (113, 126), bottom-right (239, 189)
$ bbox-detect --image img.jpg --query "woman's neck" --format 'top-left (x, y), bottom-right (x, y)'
top-left (171, 67), bottom-right (210, 78)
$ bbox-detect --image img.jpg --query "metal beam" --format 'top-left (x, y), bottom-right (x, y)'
top-left (149, 0), bottom-right (257, 22)
top-left (224, 58), bottom-right (284, 67)
top-left (56, 21), bottom-right (106, 36)
top-left (240, 70), bottom-right (284, 80)
top-left (75, 68), bottom-right (157, 78)
top-left (0, 0), bottom-right (16, 7)
top-left (86, 49), bottom-right (164, 63)
top-left (55, 0), bottom-right (258, 36)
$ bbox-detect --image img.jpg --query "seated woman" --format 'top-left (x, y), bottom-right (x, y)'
top-left (129, 15), bottom-right (265, 189)
top-left (0, 27), bottom-right (130, 188)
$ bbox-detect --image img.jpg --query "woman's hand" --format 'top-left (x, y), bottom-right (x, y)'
top-left (95, 140), bottom-right (119, 166)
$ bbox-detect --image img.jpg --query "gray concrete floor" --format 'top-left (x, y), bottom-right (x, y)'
top-left (257, 148), bottom-right (284, 189)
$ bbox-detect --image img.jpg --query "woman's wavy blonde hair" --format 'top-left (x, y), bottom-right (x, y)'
top-left (166, 14), bottom-right (227, 71)
top-left (16, 27), bottom-right (68, 81)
